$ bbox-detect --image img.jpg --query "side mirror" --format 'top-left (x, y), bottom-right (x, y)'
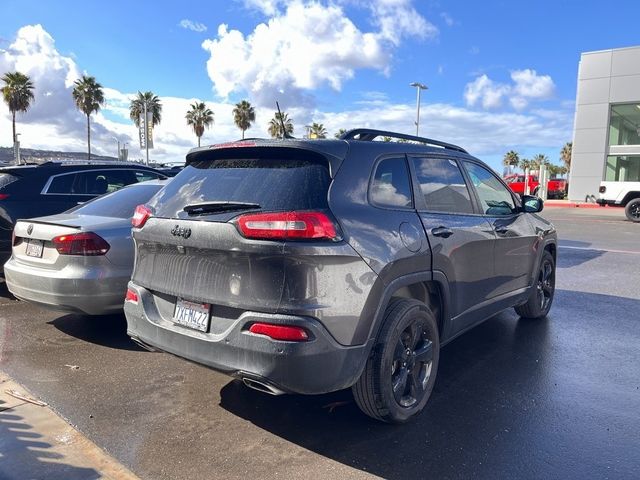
top-left (522, 195), bottom-right (543, 213)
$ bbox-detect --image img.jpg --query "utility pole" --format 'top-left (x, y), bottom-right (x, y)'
top-left (410, 82), bottom-right (428, 137)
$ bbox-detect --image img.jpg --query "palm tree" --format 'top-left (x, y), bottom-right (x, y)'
top-left (502, 150), bottom-right (519, 174)
top-left (334, 128), bottom-right (347, 139)
top-left (1, 71), bottom-right (35, 152)
top-left (185, 101), bottom-right (214, 147)
top-left (309, 123), bottom-right (327, 139)
top-left (268, 111), bottom-right (294, 139)
top-left (519, 158), bottom-right (532, 174)
top-left (531, 154), bottom-right (550, 171)
top-left (72, 75), bottom-right (105, 160)
top-left (129, 91), bottom-right (162, 128)
top-left (560, 142), bottom-right (572, 172)
top-left (232, 100), bottom-right (255, 139)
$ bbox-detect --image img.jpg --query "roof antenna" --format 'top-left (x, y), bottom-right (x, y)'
top-left (276, 101), bottom-right (293, 139)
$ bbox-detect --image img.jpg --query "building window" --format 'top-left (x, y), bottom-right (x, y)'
top-left (609, 104), bottom-right (640, 146)
top-left (606, 155), bottom-right (640, 182)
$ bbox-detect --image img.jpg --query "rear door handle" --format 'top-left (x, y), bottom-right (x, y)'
top-left (494, 226), bottom-right (509, 234)
top-left (431, 226), bottom-right (453, 238)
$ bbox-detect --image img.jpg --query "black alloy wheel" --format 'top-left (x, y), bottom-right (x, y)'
top-left (391, 321), bottom-right (433, 408)
top-left (515, 250), bottom-right (555, 319)
top-left (536, 257), bottom-right (554, 313)
top-left (625, 199), bottom-right (640, 222)
top-left (353, 299), bottom-right (440, 423)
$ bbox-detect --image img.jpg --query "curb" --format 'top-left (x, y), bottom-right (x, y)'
top-left (0, 373), bottom-right (139, 480)
top-left (544, 201), bottom-right (603, 209)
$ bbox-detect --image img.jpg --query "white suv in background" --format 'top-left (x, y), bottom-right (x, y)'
top-left (597, 181), bottom-right (640, 222)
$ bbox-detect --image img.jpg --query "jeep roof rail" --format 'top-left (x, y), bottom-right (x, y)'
top-left (339, 128), bottom-right (468, 154)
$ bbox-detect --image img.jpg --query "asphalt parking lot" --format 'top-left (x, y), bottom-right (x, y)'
top-left (1, 206), bottom-right (639, 480)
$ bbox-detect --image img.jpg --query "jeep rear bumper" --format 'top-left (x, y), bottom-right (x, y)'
top-left (124, 282), bottom-right (370, 395)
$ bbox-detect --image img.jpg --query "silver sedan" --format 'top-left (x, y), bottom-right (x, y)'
top-left (4, 179), bottom-right (167, 315)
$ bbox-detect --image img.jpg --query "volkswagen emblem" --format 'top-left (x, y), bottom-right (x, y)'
top-left (27, 224), bottom-right (33, 235)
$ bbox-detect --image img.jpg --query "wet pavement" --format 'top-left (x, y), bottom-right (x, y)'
top-left (0, 376), bottom-right (139, 480)
top-left (0, 206), bottom-right (639, 479)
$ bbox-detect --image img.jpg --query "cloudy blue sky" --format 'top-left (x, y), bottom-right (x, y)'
top-left (1, 0), bottom-right (638, 169)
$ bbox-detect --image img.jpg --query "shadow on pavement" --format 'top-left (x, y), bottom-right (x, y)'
top-left (220, 312), bottom-right (554, 479)
top-left (0, 399), bottom-right (101, 480)
top-left (558, 240), bottom-right (604, 268)
top-left (47, 313), bottom-right (142, 352)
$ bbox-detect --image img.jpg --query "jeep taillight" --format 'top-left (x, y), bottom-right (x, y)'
top-left (235, 211), bottom-right (339, 241)
top-left (132, 204), bottom-right (152, 228)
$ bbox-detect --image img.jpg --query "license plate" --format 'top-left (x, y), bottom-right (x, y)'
top-left (25, 239), bottom-right (44, 258)
top-left (173, 299), bottom-right (210, 332)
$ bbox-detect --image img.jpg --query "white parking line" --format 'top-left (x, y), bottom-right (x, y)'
top-left (559, 245), bottom-right (640, 255)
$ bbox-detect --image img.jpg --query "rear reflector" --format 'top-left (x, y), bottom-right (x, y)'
top-left (236, 211), bottom-right (338, 240)
top-left (0, 194), bottom-right (9, 200)
top-left (52, 232), bottom-right (110, 256)
top-left (249, 323), bottom-right (309, 341)
top-left (132, 204), bottom-right (152, 228)
top-left (125, 288), bottom-right (139, 304)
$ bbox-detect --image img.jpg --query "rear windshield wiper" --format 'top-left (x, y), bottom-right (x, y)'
top-left (183, 201), bottom-right (261, 215)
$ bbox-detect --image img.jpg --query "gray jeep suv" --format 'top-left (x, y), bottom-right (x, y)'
top-left (124, 129), bottom-right (557, 423)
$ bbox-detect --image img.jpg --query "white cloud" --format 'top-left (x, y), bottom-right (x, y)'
top-left (368, 0), bottom-right (438, 46)
top-left (464, 75), bottom-right (510, 109)
top-left (0, 24), bottom-right (571, 170)
top-left (440, 12), bottom-right (455, 27)
top-left (204, 0), bottom-right (436, 107)
top-left (465, 69), bottom-right (556, 111)
top-left (178, 19), bottom-right (208, 33)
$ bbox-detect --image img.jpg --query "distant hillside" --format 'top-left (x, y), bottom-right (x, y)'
top-left (0, 147), bottom-right (117, 165)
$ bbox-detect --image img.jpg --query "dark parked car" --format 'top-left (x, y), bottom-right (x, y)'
top-left (124, 129), bottom-right (557, 423)
top-left (0, 161), bottom-right (166, 259)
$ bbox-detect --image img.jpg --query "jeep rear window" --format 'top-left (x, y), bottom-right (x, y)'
top-left (148, 156), bottom-right (331, 219)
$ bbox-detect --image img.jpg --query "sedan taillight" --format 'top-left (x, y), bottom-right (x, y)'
top-left (132, 204), bottom-right (152, 228)
top-left (52, 232), bottom-right (110, 256)
top-left (235, 211), bottom-right (339, 241)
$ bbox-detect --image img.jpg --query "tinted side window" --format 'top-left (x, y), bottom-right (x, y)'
top-left (73, 170), bottom-right (138, 195)
top-left (47, 173), bottom-right (76, 194)
top-left (135, 170), bottom-right (161, 183)
top-left (370, 157), bottom-right (413, 208)
top-left (464, 162), bottom-right (516, 216)
top-left (411, 157), bottom-right (474, 214)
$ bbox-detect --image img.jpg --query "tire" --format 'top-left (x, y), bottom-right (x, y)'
top-left (625, 198), bottom-right (640, 222)
top-left (515, 250), bottom-right (555, 319)
top-left (352, 299), bottom-right (440, 424)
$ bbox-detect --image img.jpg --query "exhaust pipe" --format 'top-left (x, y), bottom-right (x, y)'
top-left (129, 336), bottom-right (158, 352)
top-left (242, 377), bottom-right (286, 396)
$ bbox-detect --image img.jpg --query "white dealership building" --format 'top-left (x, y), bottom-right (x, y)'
top-left (569, 45), bottom-right (640, 201)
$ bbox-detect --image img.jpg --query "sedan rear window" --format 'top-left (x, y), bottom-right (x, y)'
top-left (149, 155), bottom-right (331, 219)
top-left (67, 184), bottom-right (164, 219)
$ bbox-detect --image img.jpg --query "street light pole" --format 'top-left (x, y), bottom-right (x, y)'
top-left (410, 82), bottom-right (428, 137)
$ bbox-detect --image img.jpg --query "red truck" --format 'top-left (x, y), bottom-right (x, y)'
top-left (504, 174), bottom-right (567, 199)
